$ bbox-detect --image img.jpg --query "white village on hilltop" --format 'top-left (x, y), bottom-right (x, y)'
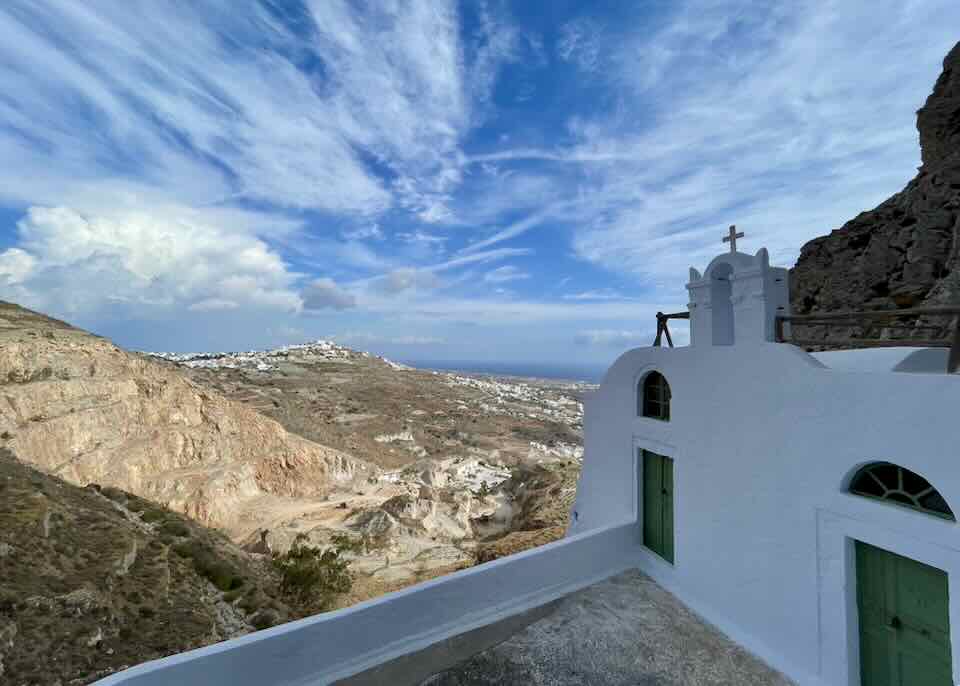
top-left (99, 233), bottom-right (960, 686)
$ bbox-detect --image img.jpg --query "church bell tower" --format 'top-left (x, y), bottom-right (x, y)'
top-left (686, 227), bottom-right (790, 346)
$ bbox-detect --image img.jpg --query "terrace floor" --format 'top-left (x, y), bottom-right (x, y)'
top-left (416, 568), bottom-right (795, 686)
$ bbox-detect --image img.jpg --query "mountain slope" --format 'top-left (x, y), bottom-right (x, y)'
top-left (0, 301), bottom-right (376, 538)
top-left (791, 41), bottom-right (960, 342)
top-left (0, 300), bottom-right (589, 603)
top-left (0, 448), bottom-right (301, 685)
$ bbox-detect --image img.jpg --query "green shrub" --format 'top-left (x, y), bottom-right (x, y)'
top-left (173, 540), bottom-right (244, 592)
top-left (100, 486), bottom-right (128, 504)
top-left (249, 608), bottom-right (279, 630)
top-left (329, 533), bottom-right (362, 554)
top-left (159, 520), bottom-right (190, 538)
top-left (222, 588), bottom-right (245, 603)
top-left (271, 533), bottom-right (352, 609)
top-left (141, 509), bottom-right (167, 524)
top-left (238, 589), bottom-right (263, 614)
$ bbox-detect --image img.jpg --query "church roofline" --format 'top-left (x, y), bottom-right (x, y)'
top-left (687, 248), bottom-right (771, 288)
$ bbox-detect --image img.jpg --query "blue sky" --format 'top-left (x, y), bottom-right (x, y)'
top-left (0, 1), bottom-right (956, 367)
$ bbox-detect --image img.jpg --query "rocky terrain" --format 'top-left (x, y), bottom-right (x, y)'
top-left (0, 447), bottom-right (307, 685)
top-left (145, 341), bottom-right (588, 599)
top-left (0, 302), bottom-right (378, 533)
top-left (0, 300), bottom-right (589, 638)
top-left (790, 41), bottom-right (960, 346)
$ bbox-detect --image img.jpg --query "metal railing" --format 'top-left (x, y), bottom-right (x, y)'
top-left (652, 311), bottom-right (689, 348)
top-left (774, 306), bottom-right (960, 373)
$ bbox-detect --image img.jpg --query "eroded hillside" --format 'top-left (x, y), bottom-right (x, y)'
top-left (0, 301), bottom-right (589, 613)
top-left (0, 448), bottom-right (305, 685)
top-left (0, 301), bottom-right (376, 535)
top-left (149, 343), bottom-right (589, 597)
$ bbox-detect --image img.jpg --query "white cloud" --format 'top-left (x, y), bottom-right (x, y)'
top-left (484, 265), bottom-right (529, 283)
top-left (374, 268), bottom-right (442, 295)
top-left (430, 248), bottom-right (533, 273)
top-left (0, 205), bottom-right (301, 315)
top-left (368, 295), bottom-right (678, 326)
top-left (574, 329), bottom-right (648, 347)
top-left (188, 299), bottom-right (239, 312)
top-left (471, 1), bottom-right (958, 290)
top-left (266, 326), bottom-right (307, 343)
top-left (341, 224), bottom-right (385, 241)
top-left (334, 332), bottom-right (444, 346)
top-left (557, 18), bottom-right (602, 72)
top-left (302, 278), bottom-right (357, 311)
top-left (461, 208), bottom-right (557, 254)
top-left (563, 289), bottom-right (632, 301)
top-left (0, 1), bottom-right (403, 215)
top-left (0, 0), bottom-right (530, 336)
top-left (393, 335), bottom-right (445, 345)
top-left (0, 248), bottom-right (36, 284)
top-left (397, 231), bottom-right (448, 245)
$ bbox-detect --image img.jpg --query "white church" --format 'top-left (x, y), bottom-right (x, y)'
top-left (99, 238), bottom-right (960, 686)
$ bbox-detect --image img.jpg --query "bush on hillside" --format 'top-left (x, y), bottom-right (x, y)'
top-left (271, 533), bottom-right (352, 610)
top-left (159, 520), bottom-right (190, 538)
top-left (172, 540), bottom-right (244, 592)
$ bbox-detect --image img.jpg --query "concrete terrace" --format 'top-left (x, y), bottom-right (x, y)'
top-left (345, 570), bottom-right (794, 686)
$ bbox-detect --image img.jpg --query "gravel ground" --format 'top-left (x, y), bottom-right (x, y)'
top-left (421, 569), bottom-right (796, 686)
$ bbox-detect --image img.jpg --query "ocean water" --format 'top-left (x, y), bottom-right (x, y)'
top-left (400, 359), bottom-right (606, 383)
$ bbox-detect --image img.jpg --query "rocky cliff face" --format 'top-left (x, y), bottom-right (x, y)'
top-left (0, 301), bottom-right (376, 536)
top-left (791, 42), bottom-right (960, 343)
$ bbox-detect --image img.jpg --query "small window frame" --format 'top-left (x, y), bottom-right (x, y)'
top-left (849, 462), bottom-right (955, 521)
top-left (639, 371), bottom-right (671, 422)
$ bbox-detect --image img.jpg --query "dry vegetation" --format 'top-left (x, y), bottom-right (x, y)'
top-left (0, 448), bottom-right (336, 685)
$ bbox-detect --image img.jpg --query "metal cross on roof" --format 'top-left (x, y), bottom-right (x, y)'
top-left (723, 224), bottom-right (744, 253)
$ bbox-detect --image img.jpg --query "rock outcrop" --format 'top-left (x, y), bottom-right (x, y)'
top-left (0, 301), bottom-right (376, 537)
top-left (791, 42), bottom-right (960, 343)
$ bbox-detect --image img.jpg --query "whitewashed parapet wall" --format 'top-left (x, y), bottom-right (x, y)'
top-left (96, 523), bottom-right (640, 685)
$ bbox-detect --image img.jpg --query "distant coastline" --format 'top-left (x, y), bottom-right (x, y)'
top-left (400, 359), bottom-right (606, 383)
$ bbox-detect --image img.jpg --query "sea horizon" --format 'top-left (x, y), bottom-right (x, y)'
top-left (399, 358), bottom-right (607, 383)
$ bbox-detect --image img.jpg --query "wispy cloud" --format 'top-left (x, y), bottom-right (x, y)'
top-left (557, 17), bottom-right (602, 73)
top-left (0, 0), bottom-right (952, 365)
top-left (0, 0), bottom-right (492, 317)
top-left (484, 265), bottom-right (530, 283)
top-left (468, 1), bottom-right (957, 287)
top-left (574, 329), bottom-right (650, 347)
top-left (563, 289), bottom-right (632, 301)
top-left (302, 278), bottom-right (356, 311)
top-left (334, 332), bottom-right (444, 347)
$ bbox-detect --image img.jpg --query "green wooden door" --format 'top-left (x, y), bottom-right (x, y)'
top-left (856, 541), bottom-right (952, 686)
top-left (642, 450), bottom-right (673, 563)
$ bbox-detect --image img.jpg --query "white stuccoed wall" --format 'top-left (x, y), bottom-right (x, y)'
top-left (569, 341), bottom-right (960, 686)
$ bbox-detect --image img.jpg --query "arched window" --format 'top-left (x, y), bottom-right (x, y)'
top-left (849, 462), bottom-right (955, 521)
top-left (639, 371), bottom-right (670, 421)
